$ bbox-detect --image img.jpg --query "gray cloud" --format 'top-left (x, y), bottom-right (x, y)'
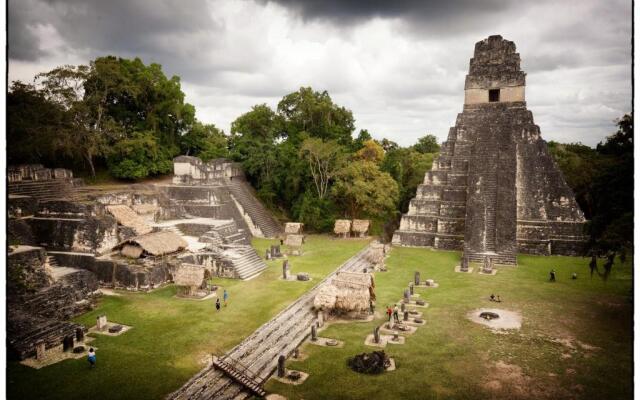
top-left (7, 0), bottom-right (632, 147)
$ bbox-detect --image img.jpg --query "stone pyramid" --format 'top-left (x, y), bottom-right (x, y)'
top-left (392, 35), bottom-right (586, 265)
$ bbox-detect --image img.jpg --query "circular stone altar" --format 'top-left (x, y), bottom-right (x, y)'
top-left (468, 308), bottom-right (522, 331)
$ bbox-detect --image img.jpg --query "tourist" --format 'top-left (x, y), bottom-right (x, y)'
top-left (393, 304), bottom-right (399, 323)
top-left (572, 272), bottom-right (577, 280)
top-left (549, 269), bottom-right (556, 282)
top-left (223, 289), bottom-right (229, 306)
top-left (490, 294), bottom-right (495, 302)
top-left (369, 299), bottom-right (375, 315)
top-left (216, 298), bottom-right (221, 311)
top-left (589, 254), bottom-right (597, 278)
top-left (386, 305), bottom-right (392, 322)
top-left (87, 348), bottom-right (96, 368)
top-left (496, 295), bottom-right (502, 302)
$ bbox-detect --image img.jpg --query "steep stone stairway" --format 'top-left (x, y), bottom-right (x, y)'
top-left (8, 180), bottom-right (75, 202)
top-left (218, 246), bottom-right (268, 280)
top-left (168, 243), bottom-right (379, 400)
top-left (225, 180), bottom-right (282, 238)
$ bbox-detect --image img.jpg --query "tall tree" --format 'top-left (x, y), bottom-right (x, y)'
top-left (332, 160), bottom-right (399, 218)
top-left (181, 122), bottom-right (228, 161)
top-left (299, 137), bottom-right (344, 199)
top-left (277, 87), bottom-right (355, 145)
top-left (356, 139), bottom-right (385, 164)
top-left (413, 134), bottom-right (440, 154)
top-left (36, 65), bottom-right (106, 177)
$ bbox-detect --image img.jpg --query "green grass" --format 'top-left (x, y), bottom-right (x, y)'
top-left (6, 235), bottom-right (370, 400)
top-left (265, 248), bottom-right (633, 400)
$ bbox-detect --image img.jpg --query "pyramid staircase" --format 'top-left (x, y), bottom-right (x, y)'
top-left (219, 246), bottom-right (267, 280)
top-left (226, 180), bottom-right (282, 238)
top-left (8, 180), bottom-right (75, 202)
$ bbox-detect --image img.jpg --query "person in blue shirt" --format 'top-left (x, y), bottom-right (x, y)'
top-left (88, 348), bottom-right (96, 368)
top-left (223, 289), bottom-right (229, 307)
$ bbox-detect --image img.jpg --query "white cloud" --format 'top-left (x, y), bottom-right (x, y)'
top-left (8, 0), bottom-right (632, 147)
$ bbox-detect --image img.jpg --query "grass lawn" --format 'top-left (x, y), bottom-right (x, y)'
top-left (266, 247), bottom-right (633, 400)
top-left (6, 235), bottom-right (370, 400)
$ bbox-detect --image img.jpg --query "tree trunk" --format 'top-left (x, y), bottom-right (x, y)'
top-left (86, 153), bottom-right (96, 178)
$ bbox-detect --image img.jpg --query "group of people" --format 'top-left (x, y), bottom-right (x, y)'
top-left (549, 270), bottom-right (578, 282)
top-left (215, 289), bottom-right (229, 311)
top-left (386, 304), bottom-right (400, 323)
top-left (489, 294), bottom-right (502, 302)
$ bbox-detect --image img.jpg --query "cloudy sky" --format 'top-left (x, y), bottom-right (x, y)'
top-left (8, 0), bottom-right (632, 147)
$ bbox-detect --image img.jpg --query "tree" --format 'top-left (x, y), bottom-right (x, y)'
top-left (547, 141), bottom-right (599, 218)
top-left (548, 114), bottom-right (633, 256)
top-left (413, 134), bottom-right (440, 154)
top-left (352, 129), bottom-right (372, 151)
top-left (277, 87), bottom-right (355, 145)
top-left (332, 160), bottom-right (399, 218)
top-left (229, 104), bottom-right (282, 187)
top-left (299, 137), bottom-right (344, 199)
top-left (381, 148), bottom-right (435, 212)
top-left (35, 65), bottom-right (107, 177)
top-left (379, 138), bottom-right (399, 152)
top-left (7, 82), bottom-right (70, 166)
top-left (107, 131), bottom-right (173, 179)
top-left (356, 139), bottom-right (385, 164)
top-left (181, 122), bottom-right (228, 161)
top-left (587, 114), bottom-right (633, 254)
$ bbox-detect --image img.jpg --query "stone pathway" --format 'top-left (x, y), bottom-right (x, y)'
top-left (168, 243), bottom-right (379, 400)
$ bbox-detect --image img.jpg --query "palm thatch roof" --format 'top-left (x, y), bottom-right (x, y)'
top-left (115, 231), bottom-right (188, 257)
top-left (366, 244), bottom-right (385, 265)
top-left (173, 263), bottom-right (205, 287)
top-left (314, 272), bottom-right (374, 311)
top-left (351, 219), bottom-right (370, 234)
top-left (284, 234), bottom-right (304, 247)
top-left (284, 222), bottom-right (304, 234)
top-left (121, 244), bottom-right (143, 258)
top-left (334, 219), bottom-right (352, 235)
top-left (106, 204), bottom-right (153, 235)
top-left (131, 204), bottom-right (159, 215)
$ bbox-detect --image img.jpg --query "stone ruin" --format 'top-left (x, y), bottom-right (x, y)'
top-left (393, 35), bottom-right (587, 265)
top-left (7, 246), bottom-right (95, 361)
top-left (6, 157), bottom-right (284, 358)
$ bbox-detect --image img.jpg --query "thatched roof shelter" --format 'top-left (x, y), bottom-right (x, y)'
top-left (351, 219), bottom-right (370, 236)
top-left (115, 231), bottom-right (188, 257)
top-left (284, 222), bottom-right (304, 234)
top-left (106, 204), bottom-right (153, 235)
top-left (314, 272), bottom-right (375, 312)
top-left (366, 243), bottom-right (385, 265)
top-left (334, 219), bottom-right (352, 235)
top-left (173, 263), bottom-right (205, 287)
top-left (284, 234), bottom-right (304, 247)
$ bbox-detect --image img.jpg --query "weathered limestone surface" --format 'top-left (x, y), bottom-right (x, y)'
top-left (7, 246), bottom-right (95, 360)
top-left (26, 201), bottom-right (118, 255)
top-left (393, 35), bottom-right (586, 263)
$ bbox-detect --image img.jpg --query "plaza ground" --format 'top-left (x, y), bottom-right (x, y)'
top-left (267, 247), bottom-right (633, 400)
top-left (7, 237), bottom-right (632, 400)
top-left (6, 236), bottom-right (370, 400)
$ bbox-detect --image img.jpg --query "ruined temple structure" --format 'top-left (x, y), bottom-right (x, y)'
top-left (393, 35), bottom-right (586, 265)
